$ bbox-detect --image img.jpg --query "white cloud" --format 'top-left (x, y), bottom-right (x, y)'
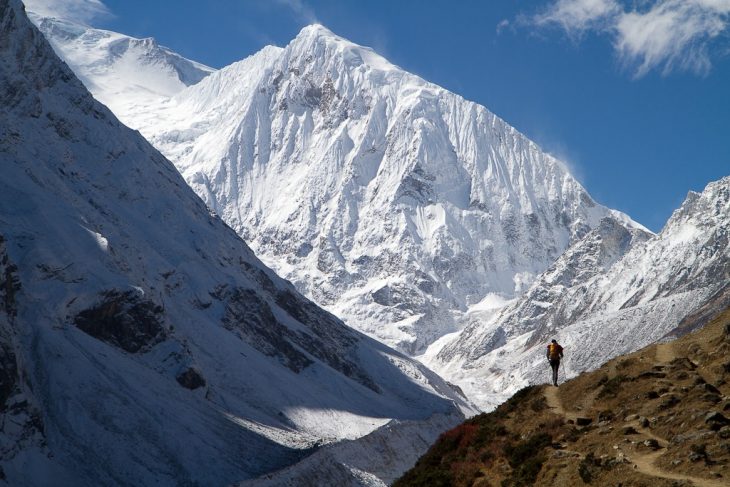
top-left (23, 0), bottom-right (112, 25)
top-left (528, 0), bottom-right (730, 77)
top-left (616, 0), bottom-right (729, 77)
top-left (534, 0), bottom-right (620, 34)
top-left (496, 19), bottom-right (511, 35)
top-left (273, 0), bottom-right (319, 25)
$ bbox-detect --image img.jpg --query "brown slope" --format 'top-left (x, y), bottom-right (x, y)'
top-left (396, 307), bottom-right (730, 486)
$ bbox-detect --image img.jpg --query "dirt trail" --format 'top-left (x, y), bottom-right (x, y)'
top-left (543, 368), bottom-right (725, 487)
top-left (631, 448), bottom-right (726, 487)
top-left (654, 341), bottom-right (676, 364)
top-left (543, 386), bottom-right (565, 415)
top-left (544, 380), bottom-right (598, 423)
top-left (630, 341), bottom-right (726, 486)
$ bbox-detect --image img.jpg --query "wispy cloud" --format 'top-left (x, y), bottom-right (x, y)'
top-left (534, 0), bottom-right (620, 35)
top-left (615, 1), bottom-right (730, 77)
top-left (496, 19), bottom-right (512, 35)
top-left (526, 0), bottom-right (730, 77)
top-left (23, 0), bottom-right (112, 25)
top-left (273, 0), bottom-right (319, 25)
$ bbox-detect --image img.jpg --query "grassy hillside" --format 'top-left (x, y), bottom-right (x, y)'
top-left (396, 308), bottom-right (730, 486)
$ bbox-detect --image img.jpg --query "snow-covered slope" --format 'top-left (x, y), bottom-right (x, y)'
top-left (427, 178), bottom-right (730, 409)
top-left (38, 19), bottom-right (644, 354)
top-left (31, 11), bottom-right (722, 420)
top-left (29, 12), bottom-right (214, 123)
top-left (0, 1), bottom-right (471, 484)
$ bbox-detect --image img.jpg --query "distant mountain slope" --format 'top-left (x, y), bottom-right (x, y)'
top-left (34, 18), bottom-right (646, 355)
top-left (0, 1), bottom-right (470, 484)
top-left (397, 306), bottom-right (730, 486)
top-left (29, 12), bottom-right (214, 122)
top-left (426, 176), bottom-right (729, 409)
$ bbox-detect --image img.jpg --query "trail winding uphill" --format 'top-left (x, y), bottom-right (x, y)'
top-left (544, 366), bottom-right (727, 487)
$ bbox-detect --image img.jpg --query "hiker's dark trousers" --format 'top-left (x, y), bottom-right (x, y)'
top-left (549, 359), bottom-right (560, 386)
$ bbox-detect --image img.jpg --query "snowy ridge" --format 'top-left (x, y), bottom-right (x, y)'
top-left (0, 2), bottom-right (471, 484)
top-left (29, 12), bottom-right (214, 123)
top-left (426, 177), bottom-right (730, 409)
top-left (241, 413), bottom-right (459, 487)
top-left (44, 20), bottom-right (645, 354)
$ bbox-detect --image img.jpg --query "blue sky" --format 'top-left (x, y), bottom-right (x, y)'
top-left (27, 0), bottom-right (730, 232)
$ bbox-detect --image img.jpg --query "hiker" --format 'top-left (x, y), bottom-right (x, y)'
top-left (546, 339), bottom-right (564, 386)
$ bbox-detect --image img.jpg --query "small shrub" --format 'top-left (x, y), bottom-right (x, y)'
top-left (722, 361), bottom-right (730, 374)
top-left (504, 433), bottom-right (551, 468)
top-left (563, 426), bottom-right (581, 443)
top-left (617, 358), bottom-right (636, 369)
top-left (578, 459), bottom-right (592, 483)
top-left (471, 421), bottom-right (508, 451)
top-left (499, 386), bottom-right (538, 415)
top-left (597, 375), bottom-right (627, 399)
top-left (501, 433), bottom-right (551, 486)
top-left (530, 396), bottom-right (547, 412)
top-left (690, 443), bottom-right (707, 456)
top-left (578, 452), bottom-right (601, 483)
top-left (453, 461), bottom-right (483, 486)
top-left (508, 456), bottom-right (545, 486)
top-left (597, 410), bottom-right (613, 422)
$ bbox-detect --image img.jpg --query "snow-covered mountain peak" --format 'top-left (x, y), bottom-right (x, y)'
top-left (295, 23), bottom-right (340, 42)
top-left (664, 177), bottom-right (728, 231)
top-left (287, 23), bottom-right (400, 74)
top-left (46, 21), bottom-right (641, 354)
top-left (36, 17), bottom-right (643, 356)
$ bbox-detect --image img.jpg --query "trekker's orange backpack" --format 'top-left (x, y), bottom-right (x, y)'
top-left (548, 343), bottom-right (563, 360)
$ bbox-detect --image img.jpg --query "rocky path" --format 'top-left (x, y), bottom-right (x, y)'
top-left (543, 385), bottom-right (563, 413)
top-left (630, 422), bottom-right (725, 487)
top-left (543, 343), bottom-right (727, 487)
top-left (544, 381), bottom-right (596, 423)
top-left (654, 341), bottom-right (676, 364)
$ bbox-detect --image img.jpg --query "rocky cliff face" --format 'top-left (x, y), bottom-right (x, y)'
top-left (0, 2), bottom-right (470, 484)
top-left (38, 20), bottom-right (642, 354)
